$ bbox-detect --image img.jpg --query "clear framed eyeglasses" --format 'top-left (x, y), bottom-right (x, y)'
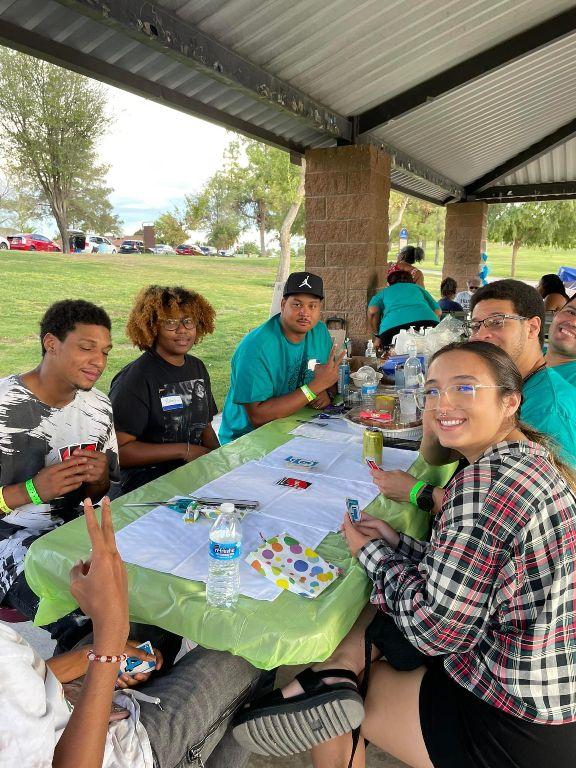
top-left (159, 318), bottom-right (196, 331)
top-left (414, 384), bottom-right (504, 411)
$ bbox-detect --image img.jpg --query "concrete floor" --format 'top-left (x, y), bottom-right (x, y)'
top-left (20, 622), bottom-right (406, 767)
top-left (247, 746), bottom-right (407, 767)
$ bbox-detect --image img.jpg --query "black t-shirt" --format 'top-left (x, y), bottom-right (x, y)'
top-left (109, 349), bottom-right (217, 479)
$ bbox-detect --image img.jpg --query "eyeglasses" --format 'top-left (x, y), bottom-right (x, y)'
top-left (159, 318), bottom-right (196, 331)
top-left (414, 384), bottom-right (504, 411)
top-left (465, 313), bottom-right (527, 336)
top-left (469, 286), bottom-right (478, 291)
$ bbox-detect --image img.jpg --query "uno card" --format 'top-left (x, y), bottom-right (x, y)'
top-left (119, 640), bottom-right (156, 677)
top-left (346, 497), bottom-right (361, 523)
top-left (365, 458), bottom-right (380, 471)
top-left (275, 477), bottom-right (311, 490)
top-left (80, 442), bottom-right (97, 452)
top-left (284, 455), bottom-right (319, 471)
top-left (58, 444), bottom-right (81, 461)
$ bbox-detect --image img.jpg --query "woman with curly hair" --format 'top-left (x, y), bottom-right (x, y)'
top-left (109, 285), bottom-right (219, 495)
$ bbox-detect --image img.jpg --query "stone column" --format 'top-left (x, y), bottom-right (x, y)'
top-left (304, 145), bottom-right (390, 353)
top-left (442, 201), bottom-right (488, 291)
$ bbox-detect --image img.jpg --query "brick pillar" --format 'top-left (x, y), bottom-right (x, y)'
top-left (304, 145), bottom-right (390, 354)
top-left (442, 202), bottom-right (488, 291)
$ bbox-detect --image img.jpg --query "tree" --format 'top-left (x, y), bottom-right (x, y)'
top-left (487, 202), bottom-right (576, 276)
top-left (0, 49), bottom-right (110, 252)
top-left (154, 209), bottom-right (189, 246)
top-left (184, 170), bottom-right (244, 250)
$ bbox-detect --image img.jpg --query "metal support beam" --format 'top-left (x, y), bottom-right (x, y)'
top-left (390, 183), bottom-right (445, 207)
top-left (358, 134), bottom-right (464, 198)
top-left (357, 7), bottom-right (576, 133)
top-left (53, 0), bottom-right (353, 142)
top-left (0, 18), bottom-right (310, 155)
top-left (466, 117), bottom-right (576, 193)
top-left (469, 181), bottom-right (576, 202)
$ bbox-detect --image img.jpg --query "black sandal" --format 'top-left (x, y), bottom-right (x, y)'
top-left (232, 667), bottom-right (364, 757)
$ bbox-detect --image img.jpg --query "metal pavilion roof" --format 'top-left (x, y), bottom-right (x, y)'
top-left (1, 0), bottom-right (576, 205)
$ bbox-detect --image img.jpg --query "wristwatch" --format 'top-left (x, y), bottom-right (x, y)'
top-left (415, 483), bottom-right (435, 512)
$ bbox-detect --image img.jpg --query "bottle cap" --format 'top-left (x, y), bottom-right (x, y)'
top-left (220, 502), bottom-right (235, 514)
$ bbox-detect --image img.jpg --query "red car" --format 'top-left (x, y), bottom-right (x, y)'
top-left (175, 243), bottom-right (203, 256)
top-left (8, 233), bottom-right (61, 252)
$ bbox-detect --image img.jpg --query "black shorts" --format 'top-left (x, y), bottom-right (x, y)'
top-left (419, 660), bottom-right (576, 768)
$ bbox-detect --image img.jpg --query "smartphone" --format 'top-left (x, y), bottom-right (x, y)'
top-left (365, 458), bottom-right (380, 471)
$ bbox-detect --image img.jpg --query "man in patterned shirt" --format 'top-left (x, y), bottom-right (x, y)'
top-left (0, 299), bottom-right (119, 623)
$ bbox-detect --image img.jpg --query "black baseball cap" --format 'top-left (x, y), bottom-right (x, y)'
top-left (283, 272), bottom-right (324, 299)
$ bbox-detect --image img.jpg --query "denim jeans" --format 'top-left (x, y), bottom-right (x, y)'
top-left (136, 646), bottom-right (268, 768)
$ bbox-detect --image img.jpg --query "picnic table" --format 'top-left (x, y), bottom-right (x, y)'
top-left (25, 411), bottom-right (456, 670)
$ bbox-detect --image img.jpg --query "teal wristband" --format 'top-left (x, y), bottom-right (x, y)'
top-left (300, 384), bottom-right (317, 403)
top-left (25, 478), bottom-right (43, 505)
top-left (409, 481), bottom-right (426, 506)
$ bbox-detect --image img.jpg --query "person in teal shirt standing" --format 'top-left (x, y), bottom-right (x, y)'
top-left (219, 272), bottom-right (343, 444)
top-left (367, 271), bottom-right (441, 348)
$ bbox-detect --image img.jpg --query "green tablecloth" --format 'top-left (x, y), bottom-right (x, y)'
top-left (25, 412), bottom-right (456, 670)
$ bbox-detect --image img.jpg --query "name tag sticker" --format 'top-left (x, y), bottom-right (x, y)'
top-left (307, 358), bottom-right (318, 372)
top-left (161, 394), bottom-right (184, 411)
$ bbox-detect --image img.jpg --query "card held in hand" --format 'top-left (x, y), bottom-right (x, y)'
top-left (246, 532), bottom-right (342, 599)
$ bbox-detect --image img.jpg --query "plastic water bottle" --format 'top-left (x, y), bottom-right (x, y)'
top-left (206, 503), bottom-right (242, 608)
top-left (404, 342), bottom-right (423, 389)
top-left (360, 366), bottom-right (379, 406)
top-left (365, 339), bottom-right (377, 358)
top-left (338, 357), bottom-right (350, 395)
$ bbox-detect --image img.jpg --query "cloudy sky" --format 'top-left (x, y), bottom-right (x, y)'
top-left (100, 84), bottom-right (231, 235)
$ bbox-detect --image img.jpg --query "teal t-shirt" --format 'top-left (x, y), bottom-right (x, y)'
top-left (521, 366), bottom-right (576, 465)
top-left (552, 360), bottom-right (576, 386)
top-left (219, 314), bottom-right (333, 444)
top-left (368, 283), bottom-right (439, 335)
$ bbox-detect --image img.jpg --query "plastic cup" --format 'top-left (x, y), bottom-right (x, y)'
top-left (398, 389), bottom-right (417, 423)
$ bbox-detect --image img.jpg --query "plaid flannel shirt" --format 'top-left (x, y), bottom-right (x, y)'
top-left (358, 441), bottom-right (576, 723)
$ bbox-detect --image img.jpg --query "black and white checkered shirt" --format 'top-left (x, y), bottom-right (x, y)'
top-left (358, 441), bottom-right (576, 723)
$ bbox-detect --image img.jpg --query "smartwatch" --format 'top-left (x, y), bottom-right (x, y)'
top-left (414, 483), bottom-right (436, 513)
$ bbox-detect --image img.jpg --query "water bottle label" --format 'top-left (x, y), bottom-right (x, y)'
top-left (361, 384), bottom-right (378, 395)
top-left (209, 540), bottom-right (241, 560)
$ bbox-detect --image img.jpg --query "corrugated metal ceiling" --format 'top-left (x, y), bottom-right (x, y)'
top-left (0, 0), bottom-right (575, 203)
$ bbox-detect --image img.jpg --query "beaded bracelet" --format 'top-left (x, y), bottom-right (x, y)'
top-left (25, 478), bottom-right (43, 505)
top-left (86, 650), bottom-right (128, 664)
top-left (0, 487), bottom-right (12, 515)
top-left (300, 384), bottom-right (317, 402)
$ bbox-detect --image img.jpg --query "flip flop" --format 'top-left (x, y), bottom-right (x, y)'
top-left (232, 667), bottom-right (364, 757)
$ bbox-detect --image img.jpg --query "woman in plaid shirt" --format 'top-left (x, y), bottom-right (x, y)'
top-left (235, 341), bottom-right (576, 768)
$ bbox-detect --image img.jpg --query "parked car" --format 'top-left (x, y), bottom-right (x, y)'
top-left (8, 233), bottom-right (61, 251)
top-left (119, 239), bottom-right (145, 254)
top-left (175, 243), bottom-right (203, 255)
top-left (0, 235), bottom-right (8, 249)
top-left (197, 245), bottom-right (217, 256)
top-left (217, 248), bottom-right (236, 257)
top-left (151, 244), bottom-right (175, 254)
top-left (86, 234), bottom-right (117, 254)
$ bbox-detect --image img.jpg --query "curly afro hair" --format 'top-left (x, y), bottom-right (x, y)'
top-left (126, 285), bottom-right (216, 350)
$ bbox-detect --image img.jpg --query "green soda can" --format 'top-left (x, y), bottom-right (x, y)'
top-left (363, 427), bottom-right (383, 465)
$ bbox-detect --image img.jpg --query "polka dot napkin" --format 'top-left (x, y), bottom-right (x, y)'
top-left (247, 532), bottom-right (342, 599)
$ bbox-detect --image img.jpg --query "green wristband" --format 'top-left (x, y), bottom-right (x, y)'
top-left (300, 384), bottom-right (317, 403)
top-left (25, 478), bottom-right (43, 505)
top-left (409, 481), bottom-right (426, 506)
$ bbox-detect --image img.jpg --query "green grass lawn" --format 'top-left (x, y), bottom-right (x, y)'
top-left (1, 244), bottom-right (574, 404)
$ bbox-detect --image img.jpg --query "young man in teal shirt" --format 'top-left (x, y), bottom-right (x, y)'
top-left (219, 272), bottom-right (343, 444)
top-left (545, 294), bottom-right (576, 386)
